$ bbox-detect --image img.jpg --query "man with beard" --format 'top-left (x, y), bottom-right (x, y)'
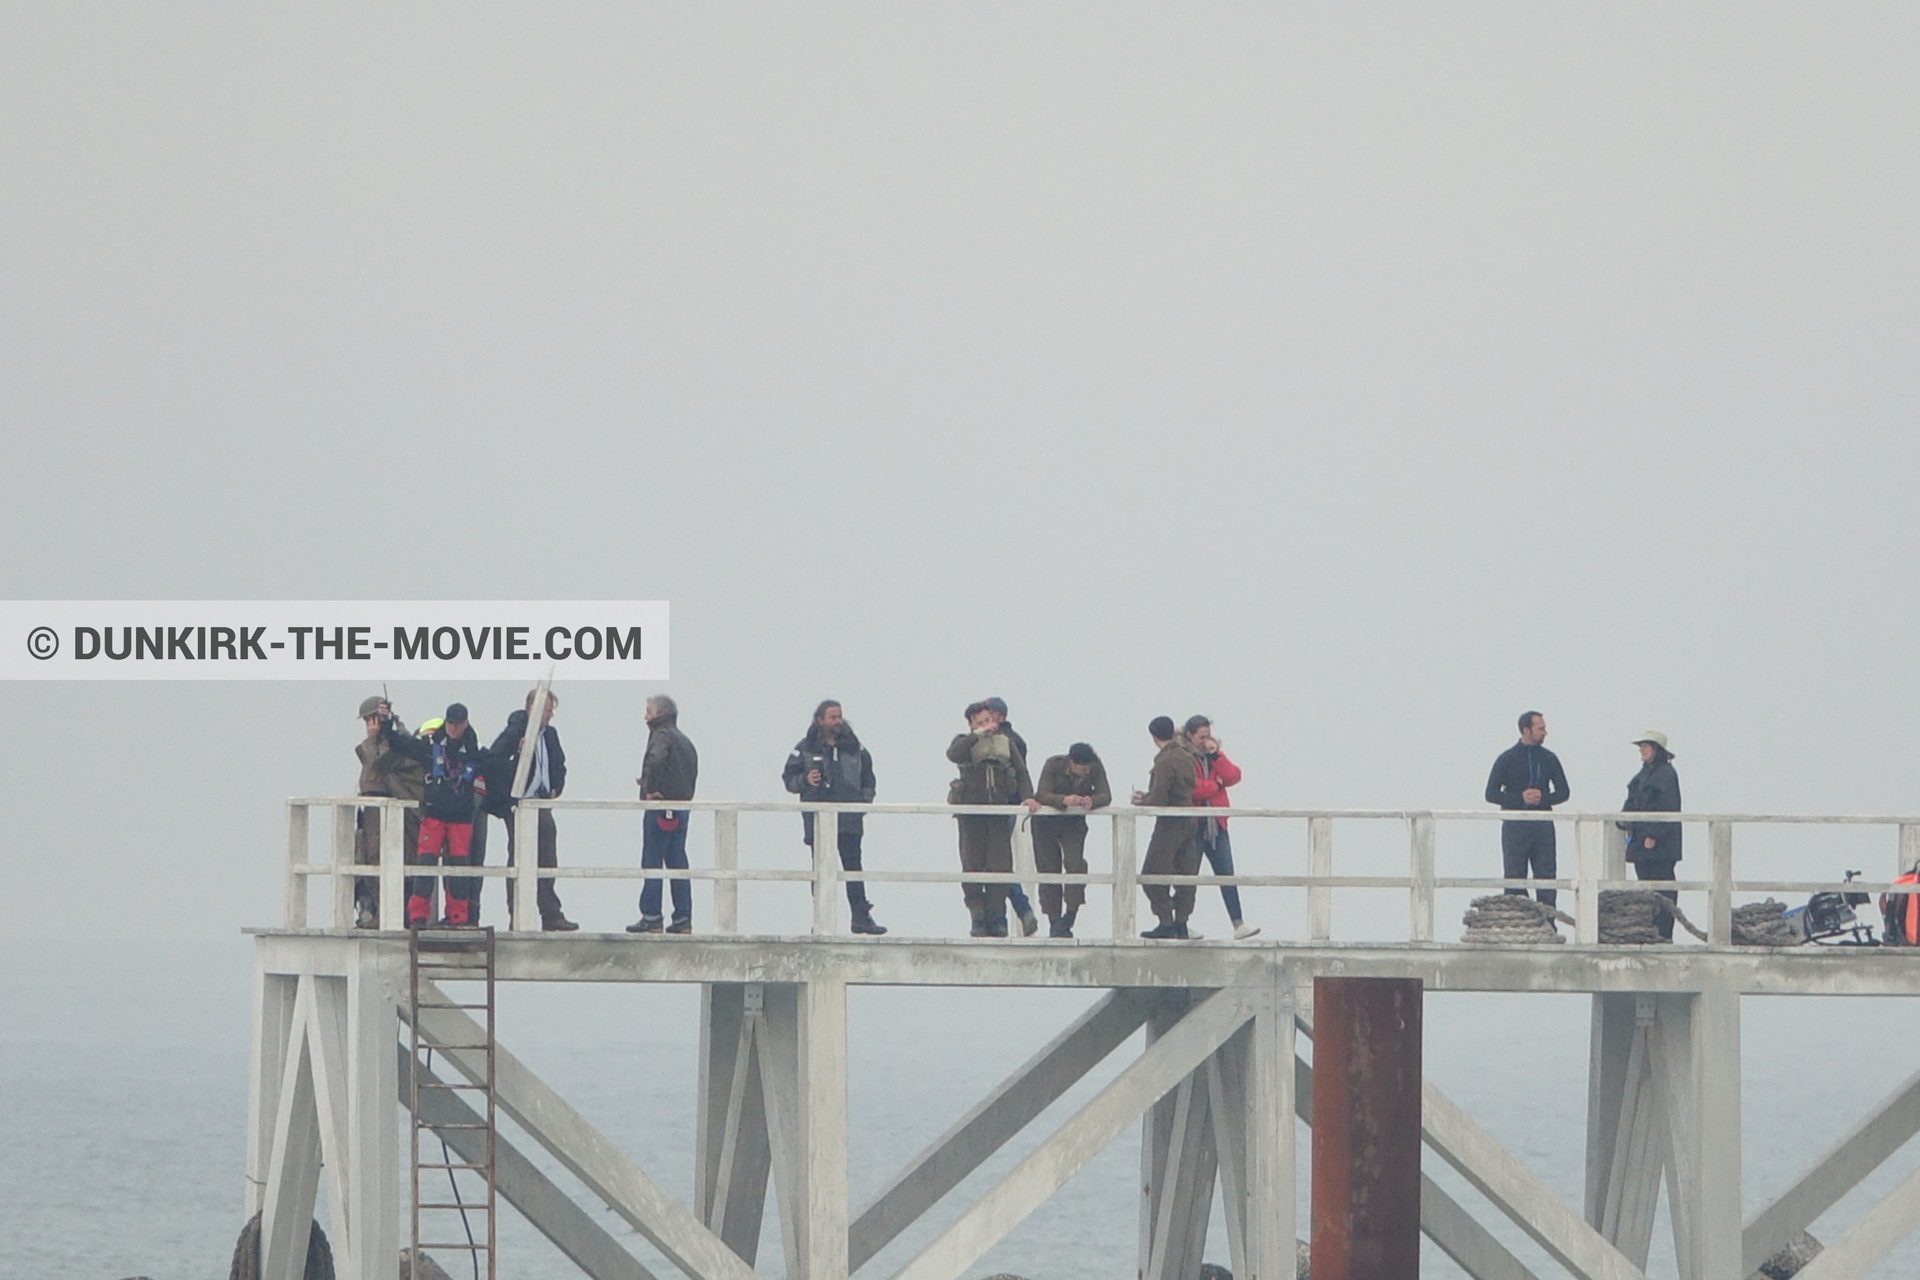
top-left (782, 700), bottom-right (886, 935)
top-left (1485, 710), bottom-right (1572, 907)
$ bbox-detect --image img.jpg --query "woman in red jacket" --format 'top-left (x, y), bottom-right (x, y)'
top-left (1184, 716), bottom-right (1260, 940)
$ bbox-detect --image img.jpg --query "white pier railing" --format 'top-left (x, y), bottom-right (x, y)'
top-left (281, 798), bottom-right (1920, 944)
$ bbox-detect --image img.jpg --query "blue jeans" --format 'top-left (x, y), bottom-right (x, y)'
top-left (1199, 823), bottom-right (1243, 924)
top-left (639, 810), bottom-right (691, 923)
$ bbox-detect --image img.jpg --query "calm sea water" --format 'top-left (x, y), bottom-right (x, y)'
top-left (3, 938), bottom-right (1916, 1280)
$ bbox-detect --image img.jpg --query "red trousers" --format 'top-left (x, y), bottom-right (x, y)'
top-left (409, 817), bottom-right (477, 924)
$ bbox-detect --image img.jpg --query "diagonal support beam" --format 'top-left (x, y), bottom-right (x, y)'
top-left (405, 1047), bottom-right (658, 1280)
top-left (409, 987), bottom-right (762, 1280)
top-left (1788, 1158), bottom-right (1920, 1280)
top-left (850, 987), bottom-right (1157, 1270)
top-left (304, 977), bottom-right (355, 1272)
top-left (1424, 1083), bottom-right (1650, 1280)
top-left (261, 977), bottom-right (323, 1280)
top-left (1744, 1063), bottom-right (1920, 1274)
top-left (893, 985), bottom-right (1257, 1280)
top-left (1421, 1174), bottom-right (1542, 1280)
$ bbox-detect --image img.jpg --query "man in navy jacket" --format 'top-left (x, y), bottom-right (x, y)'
top-left (1485, 710), bottom-right (1571, 907)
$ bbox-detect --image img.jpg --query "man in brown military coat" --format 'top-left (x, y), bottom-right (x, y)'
top-left (1133, 715), bottom-right (1199, 939)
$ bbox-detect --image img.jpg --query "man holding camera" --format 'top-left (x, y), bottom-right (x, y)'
top-left (353, 696), bottom-right (423, 929)
top-left (383, 702), bottom-right (489, 927)
top-left (782, 700), bottom-right (886, 935)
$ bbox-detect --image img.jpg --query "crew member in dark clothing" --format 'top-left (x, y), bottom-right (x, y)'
top-left (630, 695), bottom-right (699, 934)
top-left (1135, 717), bottom-right (1199, 939)
top-left (1031, 742), bottom-right (1112, 937)
top-left (948, 701), bottom-right (1039, 937)
top-left (387, 703), bottom-right (490, 927)
top-left (487, 688), bottom-right (578, 932)
top-left (1485, 710), bottom-right (1572, 907)
top-left (1620, 731), bottom-right (1683, 941)
top-left (783, 700), bottom-right (886, 935)
top-left (985, 697), bottom-right (1042, 936)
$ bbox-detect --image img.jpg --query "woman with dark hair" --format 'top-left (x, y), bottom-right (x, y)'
top-left (1620, 732), bottom-right (1683, 941)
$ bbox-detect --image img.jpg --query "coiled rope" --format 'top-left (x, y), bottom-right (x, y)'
top-left (1462, 890), bottom-right (1806, 947)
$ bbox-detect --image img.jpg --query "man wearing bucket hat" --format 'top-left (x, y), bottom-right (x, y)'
top-left (1620, 731), bottom-right (1683, 941)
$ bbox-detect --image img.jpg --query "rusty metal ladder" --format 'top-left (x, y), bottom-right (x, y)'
top-left (409, 926), bottom-right (498, 1280)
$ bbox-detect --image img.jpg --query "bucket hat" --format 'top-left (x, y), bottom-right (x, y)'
top-left (1633, 730), bottom-right (1672, 756)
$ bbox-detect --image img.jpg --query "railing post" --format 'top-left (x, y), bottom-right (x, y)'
top-left (330, 804), bottom-right (355, 929)
top-left (285, 802), bottom-right (310, 929)
top-left (1110, 812), bottom-right (1138, 939)
top-left (1308, 816), bottom-right (1333, 942)
top-left (812, 805), bottom-right (839, 935)
top-left (379, 800), bottom-right (406, 929)
top-left (513, 802), bottom-right (541, 933)
top-left (1574, 818), bottom-right (1603, 945)
top-left (1408, 813), bottom-right (1435, 942)
top-left (1708, 820), bottom-right (1734, 945)
top-left (714, 808), bottom-right (741, 935)
top-left (1901, 823), bottom-right (1920, 875)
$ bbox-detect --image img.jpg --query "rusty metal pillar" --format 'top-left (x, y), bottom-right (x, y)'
top-left (1311, 976), bottom-right (1423, 1280)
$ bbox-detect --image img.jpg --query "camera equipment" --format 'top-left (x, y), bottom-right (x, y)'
top-left (1784, 870), bottom-right (1880, 946)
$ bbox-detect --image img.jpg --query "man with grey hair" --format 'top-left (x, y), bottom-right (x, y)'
top-left (629, 694), bottom-right (700, 934)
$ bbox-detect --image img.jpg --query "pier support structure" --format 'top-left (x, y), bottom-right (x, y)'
top-left (243, 931), bottom-right (1920, 1280)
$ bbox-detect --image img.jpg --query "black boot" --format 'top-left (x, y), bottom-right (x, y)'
top-left (850, 902), bottom-right (888, 935)
top-left (1048, 913), bottom-right (1073, 938)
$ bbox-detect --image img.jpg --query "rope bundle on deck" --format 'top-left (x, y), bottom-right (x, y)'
top-left (1731, 899), bottom-right (1803, 947)
top-left (1463, 889), bottom-right (1807, 946)
top-left (1460, 895), bottom-right (1565, 944)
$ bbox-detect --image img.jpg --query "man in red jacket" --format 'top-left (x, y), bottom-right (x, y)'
top-left (1184, 715), bottom-right (1260, 940)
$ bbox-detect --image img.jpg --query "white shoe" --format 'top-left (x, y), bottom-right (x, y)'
top-left (1186, 928), bottom-right (1204, 941)
top-left (1233, 922), bottom-right (1262, 941)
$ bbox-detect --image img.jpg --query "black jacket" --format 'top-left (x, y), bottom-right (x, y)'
top-left (640, 717), bottom-right (699, 802)
top-left (783, 725), bottom-right (876, 842)
top-left (483, 712), bottom-right (566, 817)
top-left (388, 723), bottom-right (490, 822)
top-left (1621, 758), bottom-right (1682, 863)
top-left (1485, 742), bottom-right (1571, 812)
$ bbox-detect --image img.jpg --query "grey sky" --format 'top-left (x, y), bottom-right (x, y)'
top-left (3, 6), bottom-right (1917, 940)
